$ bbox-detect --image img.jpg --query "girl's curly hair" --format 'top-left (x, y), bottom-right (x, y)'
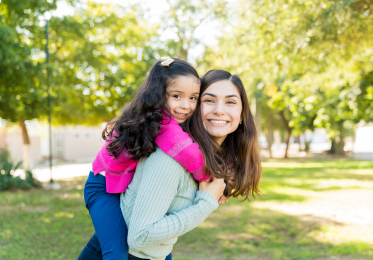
top-left (102, 58), bottom-right (199, 161)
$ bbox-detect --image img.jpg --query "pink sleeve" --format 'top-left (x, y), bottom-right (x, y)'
top-left (96, 132), bottom-right (137, 173)
top-left (155, 116), bottom-right (211, 182)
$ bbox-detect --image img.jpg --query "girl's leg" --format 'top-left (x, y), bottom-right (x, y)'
top-left (77, 232), bottom-right (102, 260)
top-left (82, 172), bottom-right (128, 260)
top-left (165, 253), bottom-right (172, 260)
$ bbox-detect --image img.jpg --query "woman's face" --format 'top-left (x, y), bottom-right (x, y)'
top-left (200, 80), bottom-right (243, 145)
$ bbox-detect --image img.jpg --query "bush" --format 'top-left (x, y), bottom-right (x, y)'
top-left (0, 148), bottom-right (41, 191)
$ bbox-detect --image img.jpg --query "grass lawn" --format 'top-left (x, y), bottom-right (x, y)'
top-left (1, 158), bottom-right (373, 260)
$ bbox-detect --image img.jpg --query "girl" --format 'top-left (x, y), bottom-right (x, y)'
top-left (78, 57), bottom-right (223, 260)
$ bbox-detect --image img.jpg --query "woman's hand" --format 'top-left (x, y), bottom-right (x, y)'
top-left (199, 177), bottom-right (226, 202)
top-left (218, 195), bottom-right (229, 204)
top-left (218, 176), bottom-right (236, 204)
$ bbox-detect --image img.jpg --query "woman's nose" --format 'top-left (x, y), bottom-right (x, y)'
top-left (213, 102), bottom-right (225, 115)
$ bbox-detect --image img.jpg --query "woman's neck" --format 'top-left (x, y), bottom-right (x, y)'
top-left (213, 136), bottom-right (226, 146)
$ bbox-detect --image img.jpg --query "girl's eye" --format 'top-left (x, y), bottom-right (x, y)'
top-left (173, 95), bottom-right (181, 99)
top-left (190, 96), bottom-right (198, 100)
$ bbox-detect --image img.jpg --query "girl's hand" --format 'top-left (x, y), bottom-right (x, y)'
top-left (199, 177), bottom-right (226, 202)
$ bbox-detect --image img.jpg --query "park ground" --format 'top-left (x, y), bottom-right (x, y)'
top-left (1, 158), bottom-right (373, 260)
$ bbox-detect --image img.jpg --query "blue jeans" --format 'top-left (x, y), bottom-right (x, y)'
top-left (78, 172), bottom-right (128, 260)
top-left (77, 172), bottom-right (172, 260)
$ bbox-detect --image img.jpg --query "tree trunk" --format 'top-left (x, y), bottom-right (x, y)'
top-left (284, 128), bottom-right (292, 158)
top-left (18, 120), bottom-right (32, 170)
top-left (279, 110), bottom-right (292, 158)
top-left (297, 135), bottom-right (301, 151)
top-left (265, 131), bottom-right (273, 158)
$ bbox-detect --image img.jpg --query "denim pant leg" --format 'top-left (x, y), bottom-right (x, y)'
top-left (78, 172), bottom-right (128, 260)
top-left (78, 232), bottom-right (102, 260)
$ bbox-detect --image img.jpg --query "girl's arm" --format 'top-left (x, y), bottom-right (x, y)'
top-left (155, 116), bottom-right (211, 182)
top-left (93, 133), bottom-right (137, 175)
top-left (123, 149), bottom-right (219, 251)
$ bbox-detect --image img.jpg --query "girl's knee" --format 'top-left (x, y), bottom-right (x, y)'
top-left (103, 251), bottom-right (126, 260)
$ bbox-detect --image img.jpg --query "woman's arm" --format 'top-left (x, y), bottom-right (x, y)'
top-left (123, 149), bottom-right (219, 252)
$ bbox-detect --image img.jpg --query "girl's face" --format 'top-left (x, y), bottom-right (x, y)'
top-left (200, 80), bottom-right (242, 145)
top-left (166, 75), bottom-right (200, 123)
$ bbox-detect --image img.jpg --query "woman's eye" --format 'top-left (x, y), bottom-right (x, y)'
top-left (203, 99), bottom-right (213, 103)
top-left (227, 100), bottom-right (236, 104)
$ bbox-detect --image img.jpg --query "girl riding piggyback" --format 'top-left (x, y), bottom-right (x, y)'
top-left (79, 57), bottom-right (212, 260)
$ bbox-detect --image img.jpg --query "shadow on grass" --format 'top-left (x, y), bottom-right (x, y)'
top-left (0, 176), bottom-right (93, 260)
top-left (260, 159), bottom-right (373, 192)
top-left (173, 200), bottom-right (373, 260)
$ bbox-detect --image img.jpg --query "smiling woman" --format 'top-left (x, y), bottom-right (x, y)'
top-left (186, 69), bottom-right (262, 201)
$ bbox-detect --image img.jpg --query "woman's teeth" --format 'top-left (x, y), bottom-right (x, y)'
top-left (209, 120), bottom-right (228, 124)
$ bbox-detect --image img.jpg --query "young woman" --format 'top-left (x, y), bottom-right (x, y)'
top-left (120, 69), bottom-right (261, 259)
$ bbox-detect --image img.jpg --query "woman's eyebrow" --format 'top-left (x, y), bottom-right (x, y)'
top-left (202, 93), bottom-right (217, 97)
top-left (226, 95), bottom-right (239, 98)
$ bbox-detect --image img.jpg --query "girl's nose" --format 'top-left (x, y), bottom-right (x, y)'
top-left (180, 99), bottom-right (190, 110)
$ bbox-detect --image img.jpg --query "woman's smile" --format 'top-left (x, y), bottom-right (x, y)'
top-left (206, 119), bottom-right (230, 126)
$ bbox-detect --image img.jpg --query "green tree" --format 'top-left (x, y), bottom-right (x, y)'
top-left (0, 0), bottom-right (59, 169)
top-left (41, 2), bottom-right (159, 125)
top-left (1, 1), bottom-right (160, 168)
top-left (160, 0), bottom-right (227, 61)
top-left (200, 0), bottom-right (373, 156)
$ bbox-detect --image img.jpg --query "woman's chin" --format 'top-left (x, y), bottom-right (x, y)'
top-left (208, 131), bottom-right (228, 144)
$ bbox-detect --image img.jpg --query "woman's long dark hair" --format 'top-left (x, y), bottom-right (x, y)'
top-left (186, 70), bottom-right (262, 201)
top-left (103, 58), bottom-right (199, 160)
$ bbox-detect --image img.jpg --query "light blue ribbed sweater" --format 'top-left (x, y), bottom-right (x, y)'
top-left (120, 147), bottom-right (219, 260)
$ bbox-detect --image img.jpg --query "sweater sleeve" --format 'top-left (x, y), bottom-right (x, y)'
top-left (125, 150), bottom-right (218, 252)
top-left (155, 116), bottom-right (211, 182)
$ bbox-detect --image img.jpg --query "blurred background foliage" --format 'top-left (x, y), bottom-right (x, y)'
top-left (1, 0), bottom-right (372, 157)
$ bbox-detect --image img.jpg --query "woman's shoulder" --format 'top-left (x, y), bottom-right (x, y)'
top-left (141, 147), bottom-right (186, 175)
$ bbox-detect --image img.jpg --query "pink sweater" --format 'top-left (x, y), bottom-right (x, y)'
top-left (92, 116), bottom-right (210, 193)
